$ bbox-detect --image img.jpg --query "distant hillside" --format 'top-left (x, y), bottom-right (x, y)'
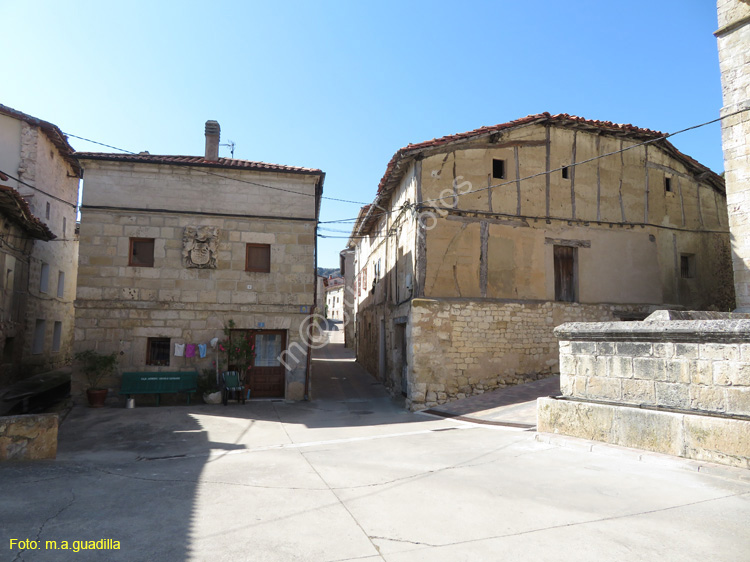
top-left (317, 267), bottom-right (341, 278)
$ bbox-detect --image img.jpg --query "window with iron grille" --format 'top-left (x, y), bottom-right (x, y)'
top-left (146, 338), bottom-right (170, 366)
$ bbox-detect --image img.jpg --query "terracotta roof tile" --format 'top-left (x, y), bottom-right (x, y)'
top-left (74, 152), bottom-right (324, 175)
top-left (375, 112), bottom-right (720, 196)
top-left (0, 185), bottom-right (55, 241)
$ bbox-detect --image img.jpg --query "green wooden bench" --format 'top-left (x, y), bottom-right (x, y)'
top-left (120, 371), bottom-right (199, 406)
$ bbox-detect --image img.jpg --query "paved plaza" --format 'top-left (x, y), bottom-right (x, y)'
top-left (1, 329), bottom-right (749, 561)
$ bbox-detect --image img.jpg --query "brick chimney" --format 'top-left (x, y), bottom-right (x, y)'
top-left (204, 120), bottom-right (220, 161)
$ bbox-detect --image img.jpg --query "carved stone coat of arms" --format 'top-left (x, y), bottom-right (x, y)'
top-left (183, 226), bottom-right (220, 269)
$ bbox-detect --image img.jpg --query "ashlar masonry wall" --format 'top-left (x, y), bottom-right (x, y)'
top-left (75, 158), bottom-right (320, 400)
top-left (407, 298), bottom-right (654, 410)
top-left (538, 312), bottom-right (750, 468)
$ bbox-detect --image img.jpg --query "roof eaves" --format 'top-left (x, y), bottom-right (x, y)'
top-left (0, 185), bottom-right (56, 241)
top-left (74, 152), bottom-right (324, 176)
top-left (0, 104), bottom-right (81, 178)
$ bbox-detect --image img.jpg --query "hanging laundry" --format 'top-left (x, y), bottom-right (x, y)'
top-left (174, 343), bottom-right (185, 357)
top-left (198, 343), bottom-right (207, 358)
top-left (185, 344), bottom-right (196, 358)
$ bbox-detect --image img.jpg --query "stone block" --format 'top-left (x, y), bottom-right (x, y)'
top-left (597, 342), bottom-right (615, 355)
top-left (536, 398), bottom-right (614, 442)
top-left (690, 360), bottom-right (714, 386)
top-left (700, 343), bottom-right (739, 361)
top-left (689, 386), bottom-right (726, 413)
top-left (665, 360), bottom-right (691, 384)
top-left (578, 355), bottom-right (599, 378)
top-left (586, 376), bottom-right (621, 401)
top-left (633, 357), bottom-right (668, 382)
top-left (571, 341), bottom-right (596, 355)
top-left (655, 382), bottom-right (690, 410)
top-left (609, 356), bottom-right (633, 379)
top-left (622, 379), bottom-right (656, 404)
top-left (683, 415), bottom-right (750, 469)
top-left (559, 374), bottom-right (574, 396)
top-left (616, 342), bottom-right (652, 356)
top-left (559, 354), bottom-right (576, 376)
top-left (0, 414), bottom-right (58, 460)
top-left (612, 408), bottom-right (683, 456)
top-left (652, 343), bottom-right (675, 358)
top-left (724, 387), bottom-right (750, 416)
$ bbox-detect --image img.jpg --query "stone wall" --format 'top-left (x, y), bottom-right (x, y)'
top-left (0, 413), bottom-right (58, 460)
top-left (716, 0), bottom-right (750, 310)
top-left (407, 298), bottom-right (654, 410)
top-left (74, 158), bottom-right (321, 401)
top-left (559, 336), bottom-right (750, 416)
top-left (75, 209), bottom-right (314, 399)
top-left (538, 312), bottom-right (750, 469)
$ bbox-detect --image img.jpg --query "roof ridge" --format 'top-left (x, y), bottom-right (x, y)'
top-left (74, 152), bottom-right (323, 174)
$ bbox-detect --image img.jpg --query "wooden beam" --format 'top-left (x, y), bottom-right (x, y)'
top-left (545, 237), bottom-right (591, 248)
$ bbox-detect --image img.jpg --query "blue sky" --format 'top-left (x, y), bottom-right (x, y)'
top-left (1, 0), bottom-right (723, 267)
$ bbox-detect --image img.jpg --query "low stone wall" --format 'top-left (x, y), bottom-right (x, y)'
top-left (539, 311), bottom-right (750, 468)
top-left (557, 312), bottom-right (750, 415)
top-left (0, 413), bottom-right (58, 460)
top-left (407, 298), bottom-right (654, 410)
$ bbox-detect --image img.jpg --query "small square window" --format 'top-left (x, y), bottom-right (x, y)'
top-left (129, 238), bottom-right (155, 267)
top-left (665, 177), bottom-right (673, 193)
top-left (245, 244), bottom-right (271, 273)
top-left (40, 263), bottom-right (50, 293)
top-left (57, 271), bottom-right (65, 298)
top-left (680, 254), bottom-right (696, 279)
top-left (52, 321), bottom-right (62, 352)
top-left (146, 338), bottom-right (170, 366)
top-left (492, 159), bottom-right (506, 180)
top-left (562, 166), bottom-right (570, 179)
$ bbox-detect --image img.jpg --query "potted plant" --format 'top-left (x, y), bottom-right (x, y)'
top-left (74, 350), bottom-right (118, 407)
top-left (198, 368), bottom-right (222, 404)
top-left (218, 319), bottom-right (256, 400)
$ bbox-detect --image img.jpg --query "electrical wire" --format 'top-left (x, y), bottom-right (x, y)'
top-left (0, 168), bottom-right (78, 209)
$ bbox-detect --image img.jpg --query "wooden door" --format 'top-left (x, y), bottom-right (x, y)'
top-left (554, 246), bottom-right (577, 302)
top-left (248, 331), bottom-right (287, 398)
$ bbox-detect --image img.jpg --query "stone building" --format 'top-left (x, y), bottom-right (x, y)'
top-left (325, 276), bottom-right (345, 320)
top-left (717, 0), bottom-right (750, 311)
top-left (348, 113), bottom-right (730, 410)
top-left (339, 247), bottom-right (356, 347)
top-left (74, 121), bottom-right (324, 400)
top-left (0, 105), bottom-right (80, 387)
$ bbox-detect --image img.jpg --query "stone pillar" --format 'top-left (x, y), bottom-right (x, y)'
top-left (716, 1), bottom-right (750, 311)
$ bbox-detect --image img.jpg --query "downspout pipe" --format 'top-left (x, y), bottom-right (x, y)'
top-left (304, 174), bottom-right (324, 401)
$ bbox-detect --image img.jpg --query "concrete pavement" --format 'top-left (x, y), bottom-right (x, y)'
top-left (1, 329), bottom-right (749, 561)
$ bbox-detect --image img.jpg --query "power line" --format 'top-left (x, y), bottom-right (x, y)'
top-left (64, 132), bottom-right (371, 206)
top-left (0, 168), bottom-right (78, 209)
